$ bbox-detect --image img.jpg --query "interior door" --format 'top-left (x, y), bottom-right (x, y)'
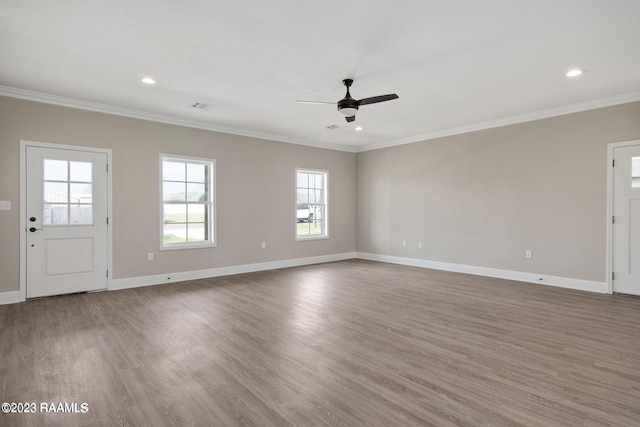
top-left (26, 146), bottom-right (109, 298)
top-left (612, 144), bottom-right (640, 295)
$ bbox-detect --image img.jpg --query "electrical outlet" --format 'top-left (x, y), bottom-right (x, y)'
top-left (418, 242), bottom-right (423, 249)
top-left (261, 241), bottom-right (266, 249)
top-left (525, 250), bottom-right (532, 259)
top-left (0, 201), bottom-right (11, 210)
top-left (147, 252), bottom-right (154, 261)
top-left (402, 240), bottom-right (407, 247)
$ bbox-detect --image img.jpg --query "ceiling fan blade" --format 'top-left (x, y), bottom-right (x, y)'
top-left (295, 100), bottom-right (336, 105)
top-left (357, 94), bottom-right (399, 106)
top-left (345, 115), bottom-right (356, 123)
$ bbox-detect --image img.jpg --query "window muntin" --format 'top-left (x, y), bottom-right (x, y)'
top-left (42, 159), bottom-right (93, 226)
top-left (296, 169), bottom-right (328, 239)
top-left (161, 155), bottom-right (215, 249)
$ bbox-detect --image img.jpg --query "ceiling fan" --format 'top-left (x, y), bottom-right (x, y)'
top-left (296, 79), bottom-right (398, 123)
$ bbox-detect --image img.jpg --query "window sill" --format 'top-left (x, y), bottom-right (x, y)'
top-left (160, 242), bottom-right (217, 251)
top-left (295, 235), bottom-right (329, 242)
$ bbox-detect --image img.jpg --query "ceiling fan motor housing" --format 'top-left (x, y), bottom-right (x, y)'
top-left (338, 80), bottom-right (358, 116)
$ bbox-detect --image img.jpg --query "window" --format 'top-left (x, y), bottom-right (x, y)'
top-left (632, 157), bottom-right (640, 188)
top-left (296, 168), bottom-right (328, 239)
top-left (43, 159), bottom-right (93, 226)
top-left (161, 155), bottom-right (216, 249)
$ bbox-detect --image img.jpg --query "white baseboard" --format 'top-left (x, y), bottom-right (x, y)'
top-left (0, 291), bottom-right (21, 305)
top-left (357, 252), bottom-right (608, 294)
top-left (110, 252), bottom-right (357, 291)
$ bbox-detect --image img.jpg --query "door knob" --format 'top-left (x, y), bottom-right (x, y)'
top-left (29, 227), bottom-right (43, 232)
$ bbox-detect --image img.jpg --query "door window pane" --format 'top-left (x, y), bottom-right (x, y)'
top-left (43, 204), bottom-right (69, 225)
top-left (70, 183), bottom-right (92, 203)
top-left (44, 159), bottom-right (68, 181)
top-left (44, 182), bottom-right (68, 203)
top-left (70, 205), bottom-right (93, 224)
top-left (70, 161), bottom-right (92, 182)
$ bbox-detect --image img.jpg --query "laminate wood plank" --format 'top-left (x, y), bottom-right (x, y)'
top-left (0, 259), bottom-right (639, 426)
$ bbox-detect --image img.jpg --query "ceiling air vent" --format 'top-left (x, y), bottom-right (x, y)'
top-left (326, 124), bottom-right (341, 130)
top-left (192, 102), bottom-right (213, 110)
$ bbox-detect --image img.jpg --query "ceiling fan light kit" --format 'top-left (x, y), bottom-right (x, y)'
top-left (297, 78), bottom-right (398, 123)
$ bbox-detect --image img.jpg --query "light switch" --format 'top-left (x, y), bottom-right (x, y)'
top-left (0, 201), bottom-right (11, 210)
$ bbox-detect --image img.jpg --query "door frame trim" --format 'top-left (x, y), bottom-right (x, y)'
top-left (607, 139), bottom-right (640, 294)
top-left (19, 140), bottom-right (113, 302)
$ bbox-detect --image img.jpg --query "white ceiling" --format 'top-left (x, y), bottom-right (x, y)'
top-left (1, 0), bottom-right (639, 152)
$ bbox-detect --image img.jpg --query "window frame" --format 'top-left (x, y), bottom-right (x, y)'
top-left (295, 167), bottom-right (329, 241)
top-left (159, 154), bottom-right (217, 251)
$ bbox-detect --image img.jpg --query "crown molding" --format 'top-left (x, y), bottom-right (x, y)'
top-left (358, 91), bottom-right (640, 152)
top-left (2, 85), bottom-right (638, 154)
top-left (0, 85), bottom-right (357, 153)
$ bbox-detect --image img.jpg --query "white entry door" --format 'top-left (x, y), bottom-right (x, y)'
top-left (26, 146), bottom-right (109, 298)
top-left (612, 143), bottom-right (640, 295)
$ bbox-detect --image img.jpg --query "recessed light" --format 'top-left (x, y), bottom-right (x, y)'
top-left (355, 126), bottom-right (363, 132)
top-left (141, 77), bottom-right (157, 85)
top-left (565, 69), bottom-right (583, 78)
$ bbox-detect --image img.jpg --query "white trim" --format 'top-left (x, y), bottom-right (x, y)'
top-left (357, 252), bottom-right (607, 294)
top-left (359, 92), bottom-right (640, 152)
top-left (19, 140), bottom-right (113, 302)
top-left (110, 252), bottom-right (356, 291)
top-left (0, 291), bottom-right (21, 305)
top-left (607, 139), bottom-right (640, 294)
top-left (0, 86), bottom-right (356, 153)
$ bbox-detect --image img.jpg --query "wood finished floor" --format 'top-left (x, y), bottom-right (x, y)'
top-left (1, 259), bottom-right (639, 426)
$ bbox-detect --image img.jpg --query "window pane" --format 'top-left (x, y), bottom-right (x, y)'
top-left (187, 183), bottom-right (206, 202)
top-left (297, 189), bottom-right (309, 204)
top-left (314, 173), bottom-right (323, 189)
top-left (44, 159), bottom-right (68, 181)
top-left (188, 223), bottom-right (206, 242)
top-left (44, 182), bottom-right (68, 203)
top-left (313, 189), bottom-right (323, 204)
top-left (163, 182), bottom-right (185, 202)
top-left (70, 183), bottom-right (92, 203)
top-left (297, 172), bottom-right (308, 188)
top-left (43, 204), bottom-right (68, 225)
top-left (309, 220), bottom-right (323, 236)
top-left (70, 205), bottom-right (93, 225)
top-left (187, 163), bottom-right (206, 183)
top-left (297, 222), bottom-right (310, 236)
top-left (70, 161), bottom-right (92, 182)
top-left (163, 161), bottom-right (185, 181)
top-left (188, 204), bottom-right (205, 222)
top-left (164, 204), bottom-right (187, 223)
top-left (632, 157), bottom-right (640, 188)
top-left (311, 205), bottom-right (323, 220)
top-left (164, 223), bottom-right (187, 243)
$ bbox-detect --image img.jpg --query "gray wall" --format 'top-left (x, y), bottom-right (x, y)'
top-left (2, 96), bottom-right (639, 293)
top-left (357, 101), bottom-right (640, 282)
top-left (0, 96), bottom-right (357, 292)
